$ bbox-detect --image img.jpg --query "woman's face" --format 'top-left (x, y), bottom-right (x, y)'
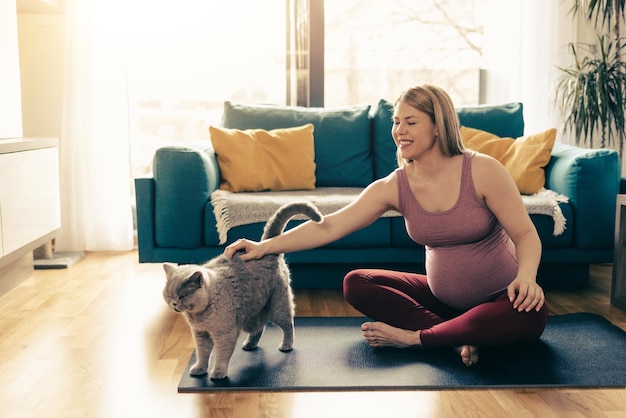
top-left (392, 101), bottom-right (438, 161)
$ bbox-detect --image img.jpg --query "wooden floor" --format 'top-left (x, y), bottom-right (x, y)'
top-left (0, 251), bottom-right (625, 418)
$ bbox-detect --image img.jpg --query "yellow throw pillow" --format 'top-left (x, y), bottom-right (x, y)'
top-left (460, 126), bottom-right (557, 195)
top-left (209, 124), bottom-right (316, 192)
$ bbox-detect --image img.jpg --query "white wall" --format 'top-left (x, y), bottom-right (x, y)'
top-left (17, 13), bottom-right (65, 139)
top-left (0, 0), bottom-right (24, 138)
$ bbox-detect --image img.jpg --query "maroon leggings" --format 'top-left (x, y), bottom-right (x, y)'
top-left (343, 269), bottom-right (549, 348)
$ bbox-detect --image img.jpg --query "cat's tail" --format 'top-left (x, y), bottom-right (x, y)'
top-left (261, 201), bottom-right (323, 240)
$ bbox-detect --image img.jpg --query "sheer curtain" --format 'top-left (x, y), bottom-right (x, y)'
top-left (56, 0), bottom-right (134, 252)
top-left (514, 0), bottom-right (576, 137)
top-left (57, 0), bottom-right (285, 252)
top-left (483, 0), bottom-right (575, 137)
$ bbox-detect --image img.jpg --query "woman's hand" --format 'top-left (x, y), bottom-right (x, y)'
top-left (223, 238), bottom-right (266, 261)
top-left (507, 276), bottom-right (545, 312)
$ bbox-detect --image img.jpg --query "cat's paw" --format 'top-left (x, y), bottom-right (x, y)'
top-left (242, 339), bottom-right (258, 351)
top-left (189, 363), bottom-right (208, 377)
top-left (278, 342), bottom-right (293, 352)
top-left (210, 368), bottom-right (228, 380)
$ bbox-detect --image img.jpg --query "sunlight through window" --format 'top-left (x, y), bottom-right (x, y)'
top-left (116, 0), bottom-right (286, 176)
top-left (324, 0), bottom-right (485, 107)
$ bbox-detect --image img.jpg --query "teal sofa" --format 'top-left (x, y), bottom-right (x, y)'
top-left (135, 100), bottom-right (622, 288)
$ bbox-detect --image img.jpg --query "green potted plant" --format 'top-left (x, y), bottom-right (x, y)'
top-left (554, 0), bottom-right (626, 158)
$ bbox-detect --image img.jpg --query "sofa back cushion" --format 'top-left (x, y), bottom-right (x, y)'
top-left (371, 99), bottom-right (398, 180)
top-left (371, 100), bottom-right (526, 179)
top-left (457, 102), bottom-right (525, 138)
top-left (221, 101), bottom-right (373, 187)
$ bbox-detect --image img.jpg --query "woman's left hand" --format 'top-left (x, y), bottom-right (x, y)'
top-left (507, 277), bottom-right (545, 312)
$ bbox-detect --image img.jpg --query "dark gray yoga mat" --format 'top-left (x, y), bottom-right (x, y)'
top-left (178, 313), bottom-right (626, 391)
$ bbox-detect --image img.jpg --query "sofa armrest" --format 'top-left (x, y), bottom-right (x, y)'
top-left (545, 142), bottom-right (620, 249)
top-left (152, 142), bottom-right (221, 248)
top-left (135, 175), bottom-right (157, 262)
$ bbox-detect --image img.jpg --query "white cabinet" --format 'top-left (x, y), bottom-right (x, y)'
top-left (0, 138), bottom-right (60, 265)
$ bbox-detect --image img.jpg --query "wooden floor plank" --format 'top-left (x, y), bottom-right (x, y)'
top-left (0, 251), bottom-right (624, 417)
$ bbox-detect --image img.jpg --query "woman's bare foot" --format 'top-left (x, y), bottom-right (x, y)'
top-left (454, 345), bottom-right (479, 366)
top-left (361, 322), bottom-right (479, 366)
top-left (361, 321), bottom-right (421, 348)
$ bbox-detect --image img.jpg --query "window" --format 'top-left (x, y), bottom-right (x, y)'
top-left (126, 0), bottom-right (286, 177)
top-left (323, 0), bottom-right (486, 107)
top-left (127, 0), bottom-right (485, 177)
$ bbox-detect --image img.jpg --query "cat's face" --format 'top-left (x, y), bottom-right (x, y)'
top-left (162, 263), bottom-right (210, 314)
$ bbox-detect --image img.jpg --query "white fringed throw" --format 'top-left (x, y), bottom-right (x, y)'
top-left (521, 187), bottom-right (569, 236)
top-left (211, 187), bottom-right (568, 244)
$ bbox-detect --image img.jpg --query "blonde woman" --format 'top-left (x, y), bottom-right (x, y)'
top-left (225, 85), bottom-right (549, 366)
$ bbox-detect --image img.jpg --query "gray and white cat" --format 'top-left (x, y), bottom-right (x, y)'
top-left (162, 201), bottom-right (322, 380)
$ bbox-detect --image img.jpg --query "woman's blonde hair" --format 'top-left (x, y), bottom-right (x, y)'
top-left (394, 85), bottom-right (465, 167)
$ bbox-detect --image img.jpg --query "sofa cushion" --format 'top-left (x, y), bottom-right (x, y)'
top-left (457, 102), bottom-right (525, 138)
top-left (460, 126), bottom-right (557, 194)
top-left (222, 101), bottom-right (373, 187)
top-left (390, 217), bottom-right (421, 248)
top-left (530, 203), bottom-right (573, 249)
top-left (371, 99), bottom-right (398, 179)
top-left (209, 124), bottom-right (316, 192)
top-left (217, 218), bottom-right (392, 248)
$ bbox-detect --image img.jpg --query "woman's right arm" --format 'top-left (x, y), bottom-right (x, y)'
top-left (224, 174), bottom-right (399, 261)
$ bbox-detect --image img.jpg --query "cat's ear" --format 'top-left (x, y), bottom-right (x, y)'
top-left (188, 271), bottom-right (204, 288)
top-left (163, 263), bottom-right (177, 275)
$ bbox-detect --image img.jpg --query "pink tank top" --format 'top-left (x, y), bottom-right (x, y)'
top-left (396, 152), bottom-right (517, 310)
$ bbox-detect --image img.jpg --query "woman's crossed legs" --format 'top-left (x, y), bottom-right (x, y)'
top-left (343, 269), bottom-right (549, 366)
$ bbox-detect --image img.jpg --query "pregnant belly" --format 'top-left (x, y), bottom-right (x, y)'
top-left (425, 240), bottom-right (517, 310)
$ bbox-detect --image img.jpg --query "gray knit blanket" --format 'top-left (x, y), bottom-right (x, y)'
top-left (211, 187), bottom-right (569, 244)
